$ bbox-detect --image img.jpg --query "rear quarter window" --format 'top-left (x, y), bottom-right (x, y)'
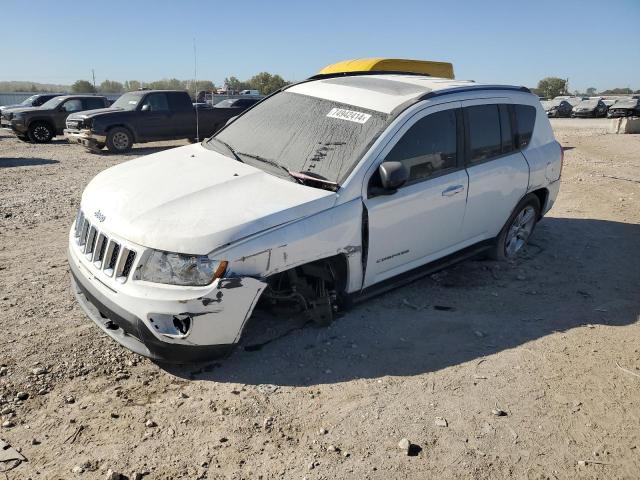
top-left (514, 104), bottom-right (536, 148)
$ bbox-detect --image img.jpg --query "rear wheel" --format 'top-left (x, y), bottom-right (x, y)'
top-left (490, 195), bottom-right (541, 261)
top-left (28, 122), bottom-right (54, 143)
top-left (106, 127), bottom-right (133, 153)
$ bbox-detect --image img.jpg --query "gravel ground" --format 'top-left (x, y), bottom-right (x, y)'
top-left (0, 123), bottom-right (639, 480)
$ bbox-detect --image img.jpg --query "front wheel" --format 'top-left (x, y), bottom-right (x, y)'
top-left (106, 127), bottom-right (133, 153)
top-left (28, 122), bottom-right (54, 143)
top-left (490, 195), bottom-right (541, 261)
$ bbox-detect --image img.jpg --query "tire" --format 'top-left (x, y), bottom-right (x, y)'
top-left (27, 122), bottom-right (54, 143)
top-left (106, 127), bottom-right (133, 153)
top-left (489, 194), bottom-right (541, 261)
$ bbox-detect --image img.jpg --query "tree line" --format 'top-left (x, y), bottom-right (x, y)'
top-left (66, 72), bottom-right (289, 96)
top-left (531, 77), bottom-right (639, 99)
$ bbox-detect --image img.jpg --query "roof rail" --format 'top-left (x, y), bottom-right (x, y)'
top-left (418, 84), bottom-right (531, 101)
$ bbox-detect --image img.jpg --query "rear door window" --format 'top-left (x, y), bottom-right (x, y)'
top-left (466, 105), bottom-right (502, 163)
top-left (499, 105), bottom-right (514, 153)
top-left (83, 97), bottom-right (105, 110)
top-left (514, 104), bottom-right (536, 148)
top-left (385, 109), bottom-right (458, 182)
top-left (167, 92), bottom-right (192, 112)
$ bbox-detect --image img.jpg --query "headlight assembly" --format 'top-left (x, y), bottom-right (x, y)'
top-left (135, 250), bottom-right (227, 286)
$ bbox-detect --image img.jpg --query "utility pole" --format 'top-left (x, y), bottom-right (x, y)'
top-left (92, 69), bottom-right (96, 91)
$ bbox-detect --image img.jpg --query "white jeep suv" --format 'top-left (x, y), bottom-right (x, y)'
top-left (68, 71), bottom-right (562, 362)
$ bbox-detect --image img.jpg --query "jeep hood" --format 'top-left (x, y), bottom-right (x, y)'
top-left (80, 143), bottom-right (337, 254)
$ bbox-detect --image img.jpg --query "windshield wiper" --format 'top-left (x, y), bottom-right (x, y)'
top-left (209, 137), bottom-right (243, 163)
top-left (289, 170), bottom-right (339, 191)
top-left (235, 151), bottom-right (302, 183)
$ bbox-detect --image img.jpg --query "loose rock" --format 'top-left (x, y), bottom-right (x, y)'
top-left (492, 408), bottom-right (507, 416)
top-left (145, 419), bottom-right (157, 428)
top-left (16, 391), bottom-right (29, 400)
top-left (434, 417), bottom-right (448, 427)
top-left (105, 469), bottom-right (122, 480)
top-left (397, 437), bottom-right (411, 455)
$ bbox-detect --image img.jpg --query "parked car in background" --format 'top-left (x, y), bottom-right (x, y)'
top-left (0, 93), bottom-right (63, 113)
top-left (1, 95), bottom-right (109, 143)
top-left (68, 58), bottom-right (562, 361)
top-left (193, 102), bottom-right (213, 110)
top-left (607, 98), bottom-right (640, 118)
top-left (64, 90), bottom-right (258, 153)
top-left (240, 89), bottom-right (260, 95)
top-left (572, 99), bottom-right (608, 118)
top-left (542, 99), bottom-right (573, 117)
top-left (213, 97), bottom-right (260, 110)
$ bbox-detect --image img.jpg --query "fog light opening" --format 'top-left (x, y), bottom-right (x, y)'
top-left (172, 315), bottom-right (192, 335)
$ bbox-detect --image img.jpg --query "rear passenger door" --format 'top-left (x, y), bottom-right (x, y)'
top-left (167, 92), bottom-right (195, 139)
top-left (460, 100), bottom-right (529, 242)
top-left (363, 103), bottom-right (469, 287)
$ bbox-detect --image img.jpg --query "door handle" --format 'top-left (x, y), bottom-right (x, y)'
top-left (442, 185), bottom-right (465, 197)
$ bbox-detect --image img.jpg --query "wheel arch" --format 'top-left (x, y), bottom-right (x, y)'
top-left (106, 123), bottom-right (138, 142)
top-left (529, 187), bottom-right (549, 219)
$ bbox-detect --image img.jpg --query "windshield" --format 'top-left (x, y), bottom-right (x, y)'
top-left (213, 99), bottom-right (235, 108)
top-left (20, 95), bottom-right (38, 105)
top-left (40, 96), bottom-right (66, 109)
top-left (613, 99), bottom-right (638, 108)
top-left (206, 91), bottom-right (389, 185)
top-left (110, 92), bottom-right (143, 110)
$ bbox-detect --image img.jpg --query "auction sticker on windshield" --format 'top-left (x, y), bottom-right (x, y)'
top-left (326, 107), bottom-right (371, 124)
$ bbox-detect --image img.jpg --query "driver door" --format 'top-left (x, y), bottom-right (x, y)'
top-left (362, 102), bottom-right (469, 288)
top-left (136, 93), bottom-right (173, 140)
top-left (56, 98), bottom-right (84, 132)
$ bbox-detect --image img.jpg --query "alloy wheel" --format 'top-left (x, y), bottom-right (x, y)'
top-left (504, 205), bottom-right (536, 258)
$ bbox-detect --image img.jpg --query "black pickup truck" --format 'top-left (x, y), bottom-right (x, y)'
top-left (64, 90), bottom-right (257, 153)
top-left (1, 95), bottom-right (109, 143)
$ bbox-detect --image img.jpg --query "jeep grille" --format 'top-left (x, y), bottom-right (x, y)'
top-left (73, 209), bottom-right (136, 283)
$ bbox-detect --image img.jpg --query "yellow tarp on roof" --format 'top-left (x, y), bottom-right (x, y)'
top-left (318, 58), bottom-right (454, 79)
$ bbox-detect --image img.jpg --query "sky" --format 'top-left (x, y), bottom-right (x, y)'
top-left (1, 0), bottom-right (639, 92)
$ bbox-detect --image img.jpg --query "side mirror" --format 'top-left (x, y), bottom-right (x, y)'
top-left (379, 161), bottom-right (408, 191)
top-left (141, 104), bottom-right (150, 112)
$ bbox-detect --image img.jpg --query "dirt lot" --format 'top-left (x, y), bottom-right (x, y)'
top-left (1, 120), bottom-right (639, 480)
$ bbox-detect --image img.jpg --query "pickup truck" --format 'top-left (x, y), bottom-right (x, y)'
top-left (0, 93), bottom-right (63, 114)
top-left (64, 90), bottom-right (257, 153)
top-left (1, 95), bottom-right (109, 143)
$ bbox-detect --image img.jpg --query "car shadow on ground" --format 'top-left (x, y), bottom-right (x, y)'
top-left (115, 145), bottom-right (183, 157)
top-left (163, 217), bottom-right (640, 386)
top-left (0, 157), bottom-right (60, 168)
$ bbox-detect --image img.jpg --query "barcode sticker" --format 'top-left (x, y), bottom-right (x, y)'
top-left (326, 107), bottom-right (371, 124)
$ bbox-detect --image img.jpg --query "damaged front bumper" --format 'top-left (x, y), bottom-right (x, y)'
top-left (68, 236), bottom-right (266, 363)
top-left (64, 129), bottom-right (106, 149)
